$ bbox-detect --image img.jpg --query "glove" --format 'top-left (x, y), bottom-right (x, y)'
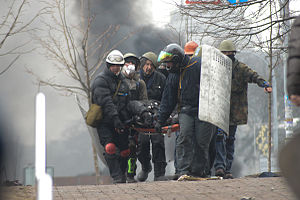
top-left (154, 121), bottom-right (163, 133)
top-left (113, 118), bottom-right (125, 134)
top-left (262, 81), bottom-right (272, 93)
top-left (141, 112), bottom-right (153, 127)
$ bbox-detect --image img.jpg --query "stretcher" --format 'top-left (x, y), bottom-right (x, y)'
top-left (132, 124), bottom-right (180, 136)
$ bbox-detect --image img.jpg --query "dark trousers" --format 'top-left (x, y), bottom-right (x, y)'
top-left (176, 113), bottom-right (215, 176)
top-left (127, 131), bottom-right (138, 177)
top-left (214, 125), bottom-right (237, 173)
top-left (97, 124), bottom-right (129, 180)
top-left (137, 134), bottom-right (167, 177)
top-left (206, 130), bottom-right (217, 176)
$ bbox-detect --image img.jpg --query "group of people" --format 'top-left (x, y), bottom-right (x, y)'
top-left (90, 39), bottom-right (272, 184)
top-left (91, 49), bottom-right (167, 183)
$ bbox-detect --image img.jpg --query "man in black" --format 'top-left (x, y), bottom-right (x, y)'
top-left (91, 50), bottom-right (131, 183)
top-left (155, 44), bottom-right (215, 178)
top-left (137, 52), bottom-right (167, 181)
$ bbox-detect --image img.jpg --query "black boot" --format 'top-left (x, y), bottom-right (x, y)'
top-left (154, 162), bottom-right (167, 181)
top-left (137, 162), bottom-right (152, 182)
top-left (105, 153), bottom-right (125, 182)
top-left (113, 175), bottom-right (126, 184)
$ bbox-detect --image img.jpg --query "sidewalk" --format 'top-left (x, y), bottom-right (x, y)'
top-left (1, 177), bottom-right (297, 200)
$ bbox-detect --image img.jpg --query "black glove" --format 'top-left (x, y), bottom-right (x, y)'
top-left (154, 121), bottom-right (163, 133)
top-left (113, 118), bottom-right (125, 134)
top-left (141, 112), bottom-right (153, 127)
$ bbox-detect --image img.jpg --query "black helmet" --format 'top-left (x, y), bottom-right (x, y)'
top-left (157, 43), bottom-right (185, 65)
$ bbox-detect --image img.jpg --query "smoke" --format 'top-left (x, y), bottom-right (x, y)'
top-left (71, 0), bottom-right (180, 177)
top-left (75, 0), bottom-right (179, 57)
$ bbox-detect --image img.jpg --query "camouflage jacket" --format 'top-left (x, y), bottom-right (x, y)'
top-left (230, 59), bottom-right (266, 125)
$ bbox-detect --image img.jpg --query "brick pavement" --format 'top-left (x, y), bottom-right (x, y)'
top-left (0, 177), bottom-right (296, 200)
top-left (52, 177), bottom-right (297, 200)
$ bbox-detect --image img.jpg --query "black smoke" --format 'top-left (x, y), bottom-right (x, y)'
top-left (74, 0), bottom-right (180, 57)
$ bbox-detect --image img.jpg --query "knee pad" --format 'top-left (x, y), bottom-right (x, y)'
top-left (105, 143), bottom-right (116, 155)
top-left (120, 149), bottom-right (130, 157)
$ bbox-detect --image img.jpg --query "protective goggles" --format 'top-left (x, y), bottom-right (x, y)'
top-left (107, 54), bottom-right (124, 63)
top-left (157, 51), bottom-right (173, 63)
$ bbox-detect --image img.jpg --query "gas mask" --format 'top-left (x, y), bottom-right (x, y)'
top-left (124, 64), bottom-right (136, 75)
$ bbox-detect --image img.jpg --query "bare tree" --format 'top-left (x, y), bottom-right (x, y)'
top-left (0, 0), bottom-right (45, 76)
top-left (31, 0), bottom-right (136, 101)
top-left (177, 0), bottom-right (298, 48)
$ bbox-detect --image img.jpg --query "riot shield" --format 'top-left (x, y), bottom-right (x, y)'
top-left (198, 45), bottom-right (232, 134)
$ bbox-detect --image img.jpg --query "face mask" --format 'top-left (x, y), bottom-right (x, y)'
top-left (125, 64), bottom-right (135, 75)
top-left (227, 54), bottom-right (235, 62)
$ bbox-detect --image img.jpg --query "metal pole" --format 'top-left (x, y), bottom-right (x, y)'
top-left (35, 93), bottom-right (53, 200)
top-left (35, 93), bottom-right (46, 180)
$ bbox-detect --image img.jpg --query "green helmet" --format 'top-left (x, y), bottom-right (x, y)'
top-left (141, 52), bottom-right (158, 68)
top-left (219, 40), bottom-right (236, 52)
top-left (124, 53), bottom-right (138, 60)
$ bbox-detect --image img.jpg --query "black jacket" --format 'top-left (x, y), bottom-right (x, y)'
top-left (140, 70), bottom-right (166, 101)
top-left (91, 67), bottom-right (131, 125)
top-left (158, 55), bottom-right (201, 124)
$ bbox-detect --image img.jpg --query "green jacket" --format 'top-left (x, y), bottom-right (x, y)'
top-left (230, 59), bottom-right (266, 125)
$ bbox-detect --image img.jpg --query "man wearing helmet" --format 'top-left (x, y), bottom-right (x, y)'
top-left (184, 41), bottom-right (199, 57)
top-left (171, 41), bottom-right (199, 176)
top-left (91, 50), bottom-right (131, 183)
top-left (122, 53), bottom-right (148, 101)
top-left (156, 43), bottom-right (216, 179)
top-left (137, 51), bottom-right (167, 182)
top-left (214, 40), bottom-right (272, 179)
top-left (121, 53), bottom-right (148, 183)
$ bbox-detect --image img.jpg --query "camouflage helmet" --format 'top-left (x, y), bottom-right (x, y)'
top-left (219, 40), bottom-right (236, 52)
top-left (141, 52), bottom-right (158, 68)
top-left (124, 53), bottom-right (140, 68)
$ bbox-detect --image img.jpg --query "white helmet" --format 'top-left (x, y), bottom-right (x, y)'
top-left (106, 50), bottom-right (125, 65)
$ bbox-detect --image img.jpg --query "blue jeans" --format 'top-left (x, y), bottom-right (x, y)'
top-left (214, 125), bottom-right (237, 174)
top-left (176, 113), bottom-right (215, 176)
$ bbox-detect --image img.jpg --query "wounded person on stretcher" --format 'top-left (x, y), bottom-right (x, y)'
top-left (126, 100), bottom-right (178, 130)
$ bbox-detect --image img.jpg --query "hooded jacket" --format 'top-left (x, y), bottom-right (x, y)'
top-left (140, 70), bottom-right (166, 101)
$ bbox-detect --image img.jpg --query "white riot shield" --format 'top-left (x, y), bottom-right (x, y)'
top-left (75, 95), bottom-right (107, 166)
top-left (198, 45), bottom-right (232, 134)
